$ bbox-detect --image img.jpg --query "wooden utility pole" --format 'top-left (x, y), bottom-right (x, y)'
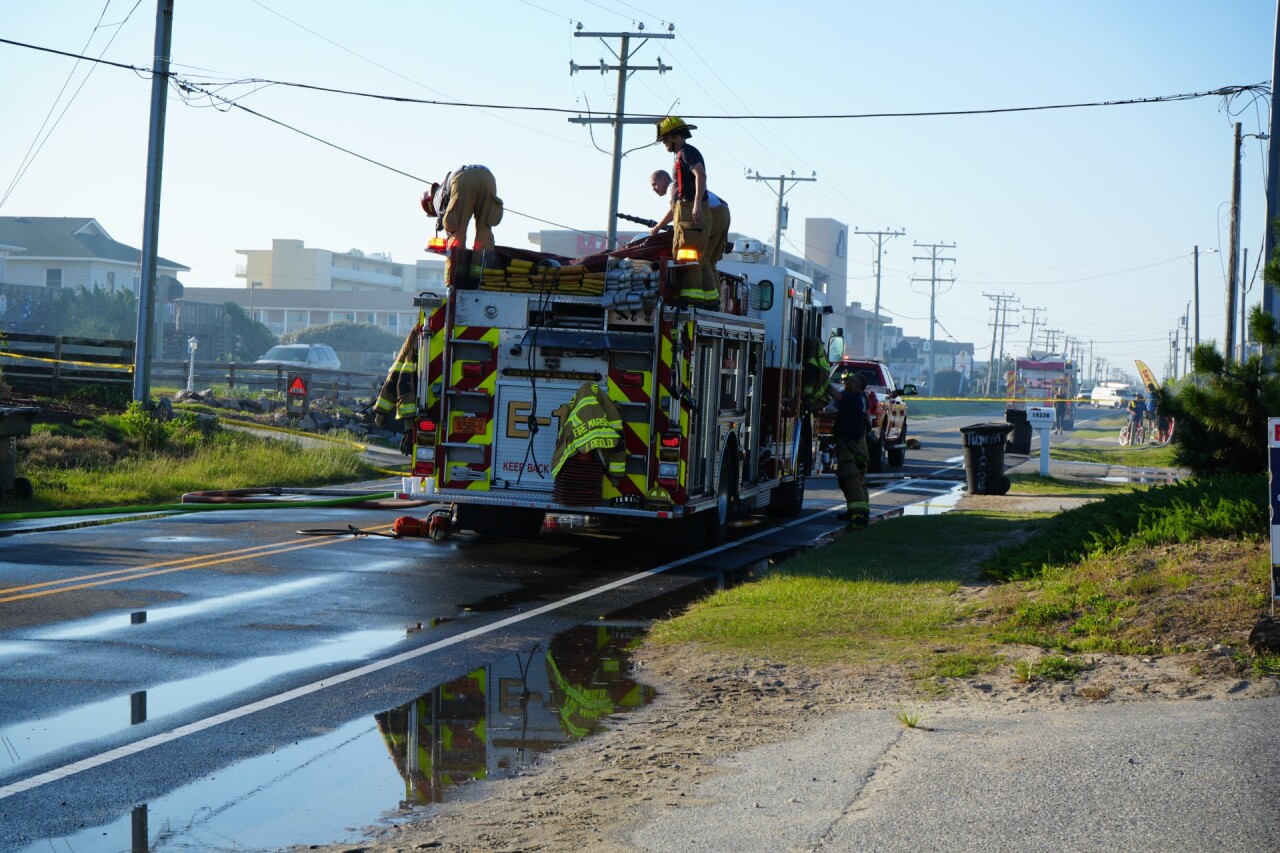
top-left (911, 242), bottom-right (955, 393)
top-left (1226, 121), bottom-right (1242, 363)
top-left (856, 228), bottom-right (904, 358)
top-left (132, 0), bottom-right (174, 403)
top-left (750, 171), bottom-right (817, 265)
top-left (569, 25), bottom-right (673, 251)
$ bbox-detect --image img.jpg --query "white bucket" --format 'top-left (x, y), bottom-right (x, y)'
top-left (401, 476), bottom-right (437, 497)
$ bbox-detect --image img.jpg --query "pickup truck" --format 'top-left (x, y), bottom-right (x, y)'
top-left (815, 358), bottom-right (917, 473)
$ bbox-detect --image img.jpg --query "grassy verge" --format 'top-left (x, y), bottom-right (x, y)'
top-left (16, 404), bottom-right (380, 511)
top-left (1049, 443), bottom-right (1178, 468)
top-left (908, 400), bottom-right (1004, 420)
top-left (649, 474), bottom-right (1277, 684)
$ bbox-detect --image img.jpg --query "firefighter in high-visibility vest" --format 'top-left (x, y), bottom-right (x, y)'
top-left (827, 370), bottom-right (870, 529)
top-left (551, 383), bottom-right (626, 481)
top-left (801, 337), bottom-right (833, 413)
top-left (374, 324), bottom-right (422, 430)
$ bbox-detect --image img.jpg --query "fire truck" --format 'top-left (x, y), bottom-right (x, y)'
top-left (389, 234), bottom-right (828, 544)
top-left (1007, 353), bottom-right (1076, 429)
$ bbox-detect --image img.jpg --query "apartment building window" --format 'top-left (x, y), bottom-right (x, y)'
top-left (46, 268), bottom-right (62, 288)
top-left (363, 312), bottom-right (375, 324)
top-left (337, 312), bottom-right (355, 323)
top-left (387, 313), bottom-right (399, 331)
top-left (286, 310), bottom-right (308, 331)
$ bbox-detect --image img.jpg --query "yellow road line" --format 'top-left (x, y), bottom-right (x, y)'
top-left (0, 527), bottom-right (393, 604)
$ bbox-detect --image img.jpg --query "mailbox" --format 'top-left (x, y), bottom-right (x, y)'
top-left (1027, 406), bottom-right (1055, 428)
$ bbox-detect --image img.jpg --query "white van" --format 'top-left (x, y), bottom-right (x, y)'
top-left (1089, 385), bottom-right (1133, 409)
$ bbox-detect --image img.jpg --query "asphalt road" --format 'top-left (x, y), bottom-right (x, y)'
top-left (0, 410), bottom-right (1006, 852)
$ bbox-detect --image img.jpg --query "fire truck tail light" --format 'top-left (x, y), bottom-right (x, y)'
top-left (461, 362), bottom-right (483, 378)
top-left (619, 371), bottom-right (644, 387)
top-left (676, 248), bottom-right (699, 262)
top-left (415, 446), bottom-right (436, 462)
top-left (660, 435), bottom-right (681, 448)
top-left (417, 419), bottom-right (437, 434)
top-left (658, 462), bottom-right (679, 481)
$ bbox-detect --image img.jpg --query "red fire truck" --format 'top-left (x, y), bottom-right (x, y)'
top-left (384, 234), bottom-right (829, 544)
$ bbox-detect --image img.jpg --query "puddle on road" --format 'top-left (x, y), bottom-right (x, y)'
top-left (900, 482), bottom-right (967, 516)
top-left (1101, 472), bottom-right (1178, 485)
top-left (0, 628), bottom-right (406, 772)
top-left (14, 623), bottom-right (655, 853)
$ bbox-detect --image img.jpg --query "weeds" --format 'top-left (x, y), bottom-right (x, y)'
top-left (1013, 656), bottom-right (1090, 683)
top-left (894, 707), bottom-right (925, 729)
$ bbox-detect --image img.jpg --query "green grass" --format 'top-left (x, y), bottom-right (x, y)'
top-left (1005, 473), bottom-right (1133, 497)
top-left (18, 415), bottom-right (380, 512)
top-left (1049, 443), bottom-right (1178, 468)
top-left (1013, 655), bottom-right (1091, 683)
top-left (907, 400), bottom-right (1002, 420)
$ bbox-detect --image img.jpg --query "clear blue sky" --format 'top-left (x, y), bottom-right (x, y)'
top-left (1, 0), bottom-right (1274, 383)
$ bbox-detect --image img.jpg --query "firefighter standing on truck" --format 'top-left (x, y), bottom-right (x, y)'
top-left (655, 116), bottom-right (717, 308)
top-left (421, 164), bottom-right (503, 250)
top-left (648, 169), bottom-right (731, 306)
top-left (828, 370), bottom-right (870, 529)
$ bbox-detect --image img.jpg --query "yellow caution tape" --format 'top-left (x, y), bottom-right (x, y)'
top-left (0, 349), bottom-right (135, 370)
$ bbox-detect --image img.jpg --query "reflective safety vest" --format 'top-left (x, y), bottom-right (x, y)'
top-left (374, 324), bottom-right (423, 426)
top-left (551, 382), bottom-right (626, 480)
top-left (802, 353), bottom-right (832, 409)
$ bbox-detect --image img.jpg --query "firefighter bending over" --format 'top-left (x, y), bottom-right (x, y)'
top-left (828, 370), bottom-right (870, 529)
top-left (421, 165), bottom-right (504, 250)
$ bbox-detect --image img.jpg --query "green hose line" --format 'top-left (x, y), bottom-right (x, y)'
top-left (0, 491), bottom-right (398, 522)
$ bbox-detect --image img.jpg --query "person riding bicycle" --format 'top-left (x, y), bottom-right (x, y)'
top-left (1126, 394), bottom-right (1145, 443)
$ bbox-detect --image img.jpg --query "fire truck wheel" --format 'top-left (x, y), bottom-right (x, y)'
top-left (705, 451), bottom-right (740, 546)
top-left (455, 504), bottom-right (545, 538)
top-left (886, 422), bottom-right (908, 467)
top-left (769, 469), bottom-right (805, 517)
top-left (866, 435), bottom-right (886, 474)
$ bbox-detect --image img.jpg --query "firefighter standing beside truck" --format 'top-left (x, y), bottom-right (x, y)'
top-left (828, 371), bottom-right (871, 529)
top-left (421, 165), bottom-right (504, 249)
top-left (654, 116), bottom-right (717, 308)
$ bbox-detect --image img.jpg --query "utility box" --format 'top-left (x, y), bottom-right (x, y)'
top-left (0, 406), bottom-right (40, 502)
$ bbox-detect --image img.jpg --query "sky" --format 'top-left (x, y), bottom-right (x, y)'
top-left (1, 0), bottom-right (1275, 385)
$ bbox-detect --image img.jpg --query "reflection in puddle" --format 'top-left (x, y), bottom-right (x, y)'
top-left (1101, 472), bottom-right (1177, 485)
top-left (901, 483), bottom-right (967, 516)
top-left (0, 629), bottom-right (405, 771)
top-left (17, 624), bottom-right (656, 852)
top-left (378, 623), bottom-right (655, 806)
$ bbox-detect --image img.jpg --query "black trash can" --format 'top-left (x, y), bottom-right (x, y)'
top-left (1005, 407), bottom-right (1032, 455)
top-left (0, 406), bottom-right (40, 502)
top-left (959, 422), bottom-right (1013, 496)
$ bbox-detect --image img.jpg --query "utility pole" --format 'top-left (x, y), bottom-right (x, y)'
top-left (911, 242), bottom-right (955, 394)
top-left (995, 297), bottom-right (1018, 395)
top-left (1180, 304), bottom-right (1190, 377)
top-left (1264, 0), bottom-right (1280, 332)
top-left (982, 292), bottom-right (1016, 395)
top-left (1024, 306), bottom-right (1044, 350)
top-left (750, 171), bottom-right (817, 265)
top-left (132, 0), bottom-right (174, 403)
top-left (1226, 121), bottom-right (1242, 363)
top-left (856, 227), bottom-right (904, 358)
top-left (1241, 246), bottom-right (1249, 362)
top-left (569, 24), bottom-right (673, 251)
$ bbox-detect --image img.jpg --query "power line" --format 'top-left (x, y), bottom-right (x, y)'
top-left (0, 37), bottom-right (1263, 121)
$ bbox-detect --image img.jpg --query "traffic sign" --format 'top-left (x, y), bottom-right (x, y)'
top-left (288, 374), bottom-right (308, 397)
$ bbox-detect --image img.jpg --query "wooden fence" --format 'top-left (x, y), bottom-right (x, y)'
top-left (0, 332), bottom-right (384, 400)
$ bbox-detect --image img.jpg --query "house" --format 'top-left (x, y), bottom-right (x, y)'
top-left (0, 216), bottom-right (188, 332)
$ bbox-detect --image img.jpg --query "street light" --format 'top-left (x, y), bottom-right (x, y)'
top-left (186, 336), bottom-right (199, 393)
top-left (248, 281), bottom-right (263, 320)
top-left (1191, 246), bottom-right (1217, 352)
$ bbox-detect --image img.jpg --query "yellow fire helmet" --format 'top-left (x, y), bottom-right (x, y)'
top-left (655, 115), bottom-right (697, 142)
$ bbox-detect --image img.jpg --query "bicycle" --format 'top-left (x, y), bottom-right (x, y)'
top-left (1118, 420), bottom-right (1145, 446)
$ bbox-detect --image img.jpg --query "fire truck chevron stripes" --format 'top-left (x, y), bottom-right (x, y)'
top-left (605, 359), bottom-right (651, 500)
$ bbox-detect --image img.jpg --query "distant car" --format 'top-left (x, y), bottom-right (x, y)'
top-left (254, 343), bottom-right (341, 371)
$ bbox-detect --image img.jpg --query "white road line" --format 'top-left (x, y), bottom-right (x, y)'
top-left (0, 510), bottom-right (822, 801)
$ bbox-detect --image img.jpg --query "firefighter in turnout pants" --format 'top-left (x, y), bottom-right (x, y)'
top-left (421, 165), bottom-right (504, 250)
top-left (828, 370), bottom-right (870, 529)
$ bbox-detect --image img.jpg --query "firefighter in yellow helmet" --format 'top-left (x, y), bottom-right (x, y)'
top-left (655, 116), bottom-right (717, 308)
